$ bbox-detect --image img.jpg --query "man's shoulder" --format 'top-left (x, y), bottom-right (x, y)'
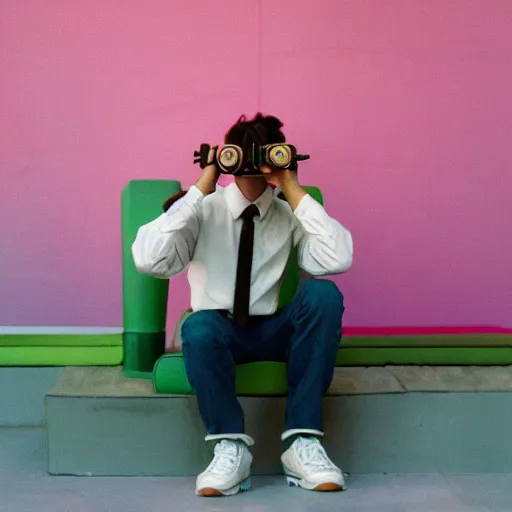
top-left (203, 185), bottom-right (227, 204)
top-left (271, 194), bottom-right (294, 215)
top-left (200, 186), bottom-right (231, 217)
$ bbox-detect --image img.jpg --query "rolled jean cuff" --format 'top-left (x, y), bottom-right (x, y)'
top-left (281, 429), bottom-right (324, 442)
top-left (205, 433), bottom-right (255, 447)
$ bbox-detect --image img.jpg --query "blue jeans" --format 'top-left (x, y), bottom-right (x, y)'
top-left (181, 279), bottom-right (344, 436)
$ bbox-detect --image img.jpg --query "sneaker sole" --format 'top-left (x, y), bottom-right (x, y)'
top-left (285, 474), bottom-right (345, 492)
top-left (197, 477), bottom-right (251, 497)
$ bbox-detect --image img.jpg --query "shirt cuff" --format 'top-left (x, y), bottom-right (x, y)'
top-left (293, 193), bottom-right (326, 220)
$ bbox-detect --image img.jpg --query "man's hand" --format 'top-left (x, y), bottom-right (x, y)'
top-left (261, 166), bottom-right (306, 211)
top-left (196, 147), bottom-right (220, 195)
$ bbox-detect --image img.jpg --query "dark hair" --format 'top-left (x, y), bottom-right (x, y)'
top-left (162, 189), bottom-right (187, 212)
top-left (225, 113), bottom-right (286, 151)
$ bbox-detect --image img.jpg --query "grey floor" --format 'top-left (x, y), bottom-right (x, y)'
top-left (1, 428), bottom-right (512, 512)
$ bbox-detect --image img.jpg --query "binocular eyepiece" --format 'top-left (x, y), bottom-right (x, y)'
top-left (194, 143), bottom-right (310, 176)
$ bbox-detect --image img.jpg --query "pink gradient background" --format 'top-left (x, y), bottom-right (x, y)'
top-left (1, 0), bottom-right (511, 330)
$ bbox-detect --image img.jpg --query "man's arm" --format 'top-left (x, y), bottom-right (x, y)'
top-left (132, 186), bottom-right (204, 278)
top-left (132, 157), bottom-right (218, 278)
top-left (268, 169), bottom-right (353, 276)
top-left (279, 177), bottom-right (307, 212)
top-left (292, 193), bottom-right (353, 275)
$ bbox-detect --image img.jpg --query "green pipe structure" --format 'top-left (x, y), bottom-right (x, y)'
top-left (121, 179), bottom-right (182, 378)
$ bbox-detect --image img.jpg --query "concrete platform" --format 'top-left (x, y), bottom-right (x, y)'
top-left (46, 366), bottom-right (512, 476)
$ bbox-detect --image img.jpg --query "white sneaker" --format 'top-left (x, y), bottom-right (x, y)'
top-left (196, 439), bottom-right (253, 497)
top-left (281, 436), bottom-right (345, 491)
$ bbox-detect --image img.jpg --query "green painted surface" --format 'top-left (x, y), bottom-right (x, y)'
top-left (342, 334), bottom-right (512, 347)
top-left (336, 347), bottom-right (512, 366)
top-left (0, 334), bottom-right (122, 347)
top-left (121, 180), bottom-right (182, 374)
top-left (121, 180), bottom-right (182, 334)
top-left (154, 354), bottom-right (288, 395)
top-left (0, 333), bottom-right (123, 366)
top-left (123, 332), bottom-right (165, 378)
top-left (0, 347), bottom-right (123, 366)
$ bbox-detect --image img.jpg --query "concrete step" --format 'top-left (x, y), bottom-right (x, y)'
top-left (46, 366), bottom-right (512, 476)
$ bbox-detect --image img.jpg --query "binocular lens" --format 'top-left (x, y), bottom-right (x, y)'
top-left (218, 145), bottom-right (242, 173)
top-left (268, 145), bottom-right (292, 168)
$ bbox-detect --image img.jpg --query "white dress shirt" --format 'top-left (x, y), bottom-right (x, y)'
top-left (132, 183), bottom-right (353, 316)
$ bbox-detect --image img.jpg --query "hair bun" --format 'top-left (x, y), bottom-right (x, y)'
top-left (257, 114), bottom-right (283, 132)
top-left (225, 113), bottom-right (286, 146)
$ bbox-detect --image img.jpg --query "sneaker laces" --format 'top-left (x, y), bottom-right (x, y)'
top-left (294, 437), bottom-right (339, 472)
top-left (206, 440), bottom-right (240, 475)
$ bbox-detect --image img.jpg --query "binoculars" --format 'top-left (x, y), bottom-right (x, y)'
top-left (194, 143), bottom-right (310, 176)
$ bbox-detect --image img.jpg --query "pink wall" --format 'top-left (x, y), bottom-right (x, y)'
top-left (1, 0), bottom-right (511, 329)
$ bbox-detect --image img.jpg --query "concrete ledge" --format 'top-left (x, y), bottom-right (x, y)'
top-left (46, 366), bottom-right (512, 476)
top-left (48, 365), bottom-right (512, 397)
top-left (388, 365), bottom-right (512, 391)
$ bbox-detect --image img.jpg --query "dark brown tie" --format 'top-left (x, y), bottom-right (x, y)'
top-left (233, 204), bottom-right (260, 326)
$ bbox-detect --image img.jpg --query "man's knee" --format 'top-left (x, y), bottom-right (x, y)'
top-left (181, 310), bottom-right (226, 352)
top-left (298, 279), bottom-right (344, 311)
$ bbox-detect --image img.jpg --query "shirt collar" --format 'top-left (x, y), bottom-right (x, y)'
top-left (225, 183), bottom-right (274, 220)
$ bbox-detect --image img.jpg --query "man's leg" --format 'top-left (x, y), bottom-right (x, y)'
top-left (181, 310), bottom-right (253, 497)
top-left (282, 279), bottom-right (345, 491)
top-left (181, 309), bottom-right (249, 440)
top-left (251, 279), bottom-right (345, 491)
top-left (250, 279), bottom-right (343, 435)
top-left (283, 279), bottom-right (343, 436)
